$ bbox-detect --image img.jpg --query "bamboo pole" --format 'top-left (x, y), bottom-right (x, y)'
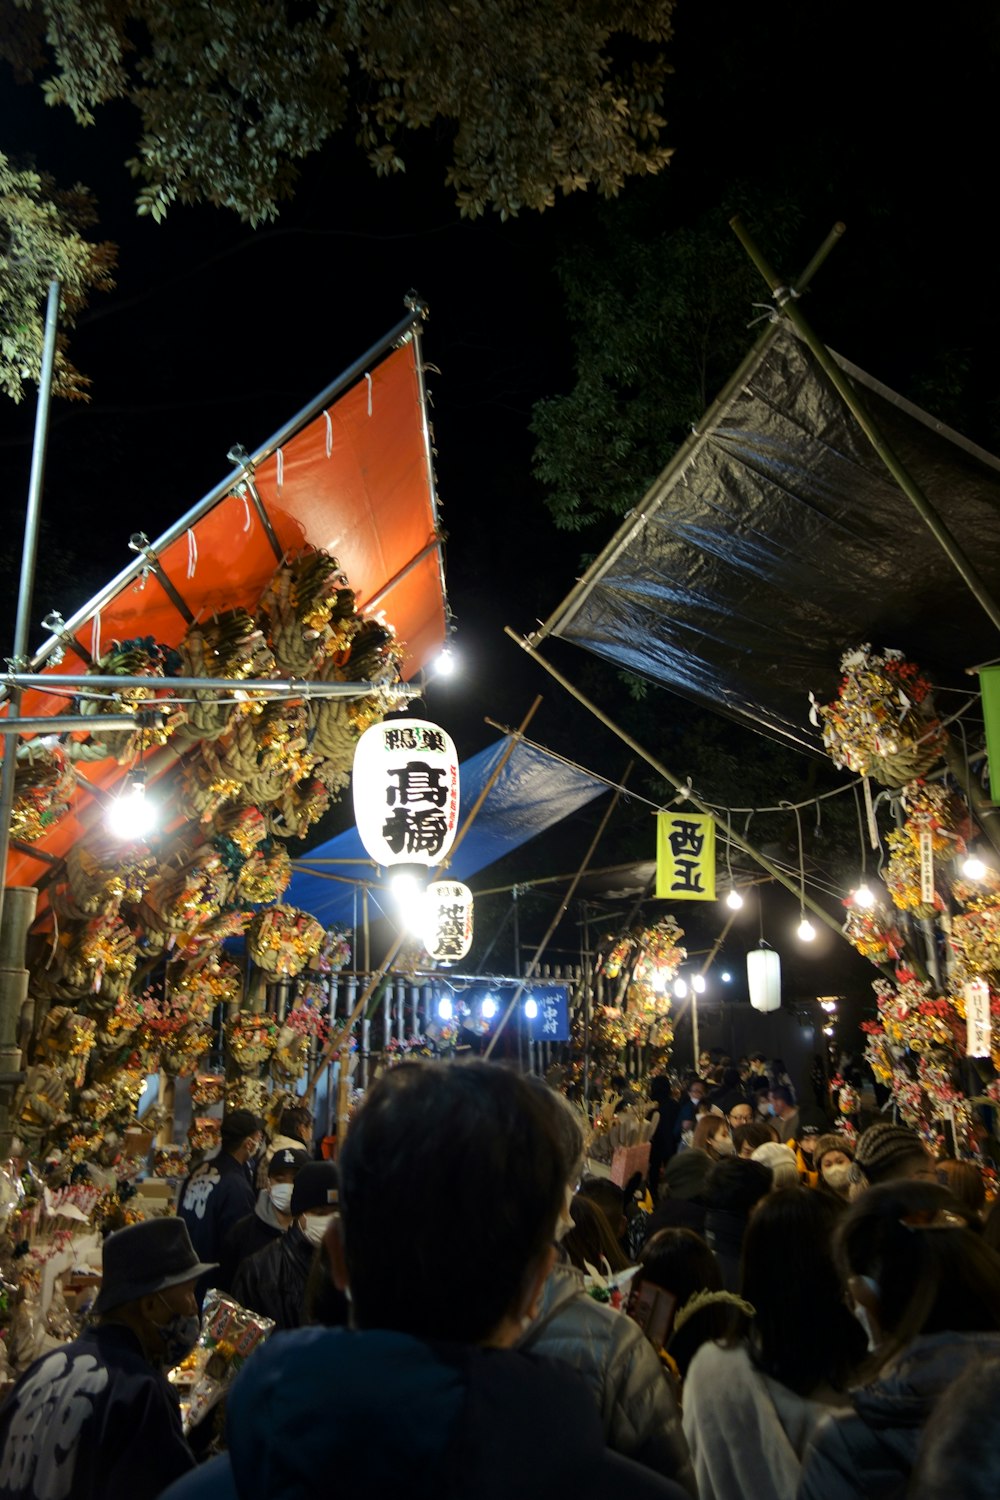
top-left (503, 628), bottom-right (898, 981)
top-left (484, 763), bottom-right (632, 1057)
top-left (730, 215), bottom-right (1000, 638)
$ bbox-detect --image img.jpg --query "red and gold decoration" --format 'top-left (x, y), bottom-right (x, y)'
top-left (816, 644), bottom-right (944, 786)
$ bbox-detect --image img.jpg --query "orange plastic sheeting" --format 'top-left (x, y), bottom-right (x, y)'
top-left (5, 339), bottom-right (445, 888)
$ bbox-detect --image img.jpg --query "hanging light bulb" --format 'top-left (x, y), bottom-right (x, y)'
top-left (797, 916), bottom-right (817, 943)
top-left (963, 854), bottom-right (988, 880)
top-left (523, 997), bottom-right (538, 1020)
top-left (437, 995), bottom-right (453, 1021)
top-left (725, 888), bottom-right (744, 910)
top-left (481, 995), bottom-right (497, 1020)
top-left (107, 773), bottom-right (157, 841)
top-left (692, 974), bottom-right (707, 993)
top-left (853, 882), bottom-right (876, 908)
top-left (673, 978), bottom-right (688, 999)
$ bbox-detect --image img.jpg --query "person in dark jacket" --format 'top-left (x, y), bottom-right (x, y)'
top-left (161, 1061), bottom-right (688, 1500)
top-left (0, 1218), bottom-right (213, 1500)
top-left (647, 1076), bottom-right (679, 1192)
top-left (647, 1150), bottom-right (711, 1239)
top-left (177, 1110), bottom-right (263, 1300)
top-left (702, 1156), bottom-right (772, 1290)
top-left (219, 1145), bottom-right (309, 1290)
top-left (231, 1160), bottom-right (340, 1329)
top-left (799, 1179), bottom-right (1000, 1500)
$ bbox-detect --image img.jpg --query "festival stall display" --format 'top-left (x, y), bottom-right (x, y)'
top-left (818, 644), bottom-right (999, 1162)
top-left (575, 917), bottom-right (684, 1082)
top-left (0, 546), bottom-right (387, 1368)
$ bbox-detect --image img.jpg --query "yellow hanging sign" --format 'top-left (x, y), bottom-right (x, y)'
top-left (656, 812), bottom-right (716, 900)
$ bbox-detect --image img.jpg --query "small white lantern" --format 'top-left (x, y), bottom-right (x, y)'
top-left (353, 718), bottom-right (460, 870)
top-left (747, 946), bottom-right (781, 1013)
top-left (423, 880), bottom-right (474, 964)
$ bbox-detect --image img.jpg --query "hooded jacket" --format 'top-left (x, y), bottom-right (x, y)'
top-left (219, 1189), bottom-right (286, 1290)
top-left (798, 1330), bottom-right (1000, 1500)
top-left (159, 1326), bottom-right (689, 1500)
top-left (683, 1340), bottom-right (845, 1500)
top-left (519, 1263), bottom-right (696, 1495)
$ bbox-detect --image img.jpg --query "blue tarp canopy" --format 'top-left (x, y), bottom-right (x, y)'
top-left (287, 736), bottom-right (607, 927)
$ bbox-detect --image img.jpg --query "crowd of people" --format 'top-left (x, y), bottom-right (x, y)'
top-left (1, 1056), bottom-right (999, 1500)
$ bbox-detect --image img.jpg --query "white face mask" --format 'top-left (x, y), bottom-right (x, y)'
top-left (269, 1182), bottom-right (294, 1213)
top-left (302, 1212), bottom-right (330, 1247)
top-left (714, 1133), bottom-right (735, 1156)
top-left (823, 1162), bottom-right (853, 1191)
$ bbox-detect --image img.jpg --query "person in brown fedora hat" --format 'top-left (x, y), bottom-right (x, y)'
top-left (0, 1218), bottom-right (214, 1500)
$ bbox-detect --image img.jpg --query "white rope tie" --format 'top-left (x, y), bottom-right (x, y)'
top-left (324, 411), bottom-right (333, 457)
top-left (46, 903), bottom-right (59, 969)
top-left (276, 448), bottom-right (284, 491)
top-left (242, 495), bottom-right (252, 532)
top-left (91, 611), bottom-right (101, 663)
top-left (366, 373), bottom-right (373, 416)
top-left (186, 528), bottom-right (198, 579)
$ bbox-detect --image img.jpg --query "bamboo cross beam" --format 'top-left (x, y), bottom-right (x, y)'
top-left (503, 627), bottom-right (899, 983)
top-left (484, 762), bottom-right (632, 1057)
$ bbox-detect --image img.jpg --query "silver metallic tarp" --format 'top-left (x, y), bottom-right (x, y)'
top-left (536, 321), bottom-right (1000, 753)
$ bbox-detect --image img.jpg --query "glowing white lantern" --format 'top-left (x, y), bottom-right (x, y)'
top-left (353, 719), bottom-right (460, 870)
top-left (747, 946), bottom-right (781, 1013)
top-left (423, 880), bottom-right (474, 964)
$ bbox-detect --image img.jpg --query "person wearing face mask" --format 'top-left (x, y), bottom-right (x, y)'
top-left (219, 1146), bottom-right (310, 1290)
top-left (231, 1160), bottom-right (340, 1330)
top-left (813, 1134), bottom-right (855, 1202)
top-left (691, 1116), bottom-right (735, 1162)
top-left (177, 1110), bottom-right (264, 1303)
top-left (0, 1218), bottom-right (211, 1500)
top-left (799, 1180), bottom-right (1000, 1500)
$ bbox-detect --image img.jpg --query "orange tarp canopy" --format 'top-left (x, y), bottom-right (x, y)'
top-left (5, 326), bottom-right (447, 888)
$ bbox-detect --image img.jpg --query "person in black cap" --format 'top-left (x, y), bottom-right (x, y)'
top-left (0, 1218), bottom-right (214, 1500)
top-left (177, 1110), bottom-right (264, 1299)
top-left (219, 1146), bottom-right (310, 1291)
top-left (231, 1160), bottom-right (343, 1330)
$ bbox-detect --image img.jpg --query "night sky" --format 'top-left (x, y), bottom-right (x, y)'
top-left (1, 2), bottom-right (997, 1053)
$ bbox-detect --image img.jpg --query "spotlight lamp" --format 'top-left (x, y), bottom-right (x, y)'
top-left (523, 997), bottom-right (539, 1021)
top-left (437, 996), bottom-right (453, 1021)
top-left (107, 772), bottom-right (157, 842)
top-left (962, 854), bottom-right (988, 881)
top-left (692, 974), bottom-right (707, 994)
top-left (673, 978), bottom-right (689, 999)
top-left (481, 995), bottom-right (497, 1020)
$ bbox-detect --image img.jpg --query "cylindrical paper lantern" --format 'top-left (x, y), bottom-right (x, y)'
top-left (747, 946), bottom-right (781, 1013)
top-left (352, 719), bottom-right (460, 869)
top-left (423, 881), bottom-right (474, 964)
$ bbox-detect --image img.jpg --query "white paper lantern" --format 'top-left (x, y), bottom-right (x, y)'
top-left (353, 719), bottom-right (460, 869)
top-left (423, 881), bottom-right (474, 964)
top-left (747, 946), bottom-right (781, 1013)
